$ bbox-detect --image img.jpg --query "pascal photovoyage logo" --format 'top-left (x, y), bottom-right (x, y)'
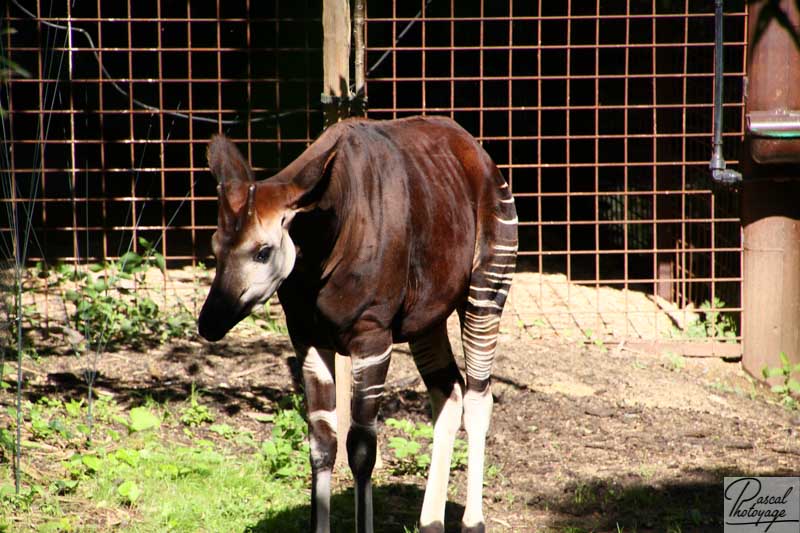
top-left (724, 477), bottom-right (800, 533)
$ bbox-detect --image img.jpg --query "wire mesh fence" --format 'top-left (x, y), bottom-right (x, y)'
top-left (1, 0), bottom-right (747, 346)
top-left (364, 0), bottom-right (746, 347)
top-left (2, 0), bottom-right (322, 265)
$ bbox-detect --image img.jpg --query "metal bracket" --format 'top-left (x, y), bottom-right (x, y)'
top-left (747, 110), bottom-right (800, 138)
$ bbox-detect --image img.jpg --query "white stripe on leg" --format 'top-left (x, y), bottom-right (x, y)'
top-left (461, 387), bottom-right (493, 529)
top-left (302, 346), bottom-right (335, 384)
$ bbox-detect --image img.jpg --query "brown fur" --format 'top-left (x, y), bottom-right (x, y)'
top-left (198, 117), bottom-right (517, 533)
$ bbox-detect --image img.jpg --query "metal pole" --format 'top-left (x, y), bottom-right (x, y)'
top-left (710, 0), bottom-right (742, 185)
top-left (741, 0), bottom-right (800, 381)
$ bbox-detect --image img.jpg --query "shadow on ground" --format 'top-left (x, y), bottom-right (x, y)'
top-left (535, 467), bottom-right (799, 532)
top-left (246, 484), bottom-right (465, 533)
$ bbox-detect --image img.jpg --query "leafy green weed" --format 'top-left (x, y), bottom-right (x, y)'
top-left (763, 352), bottom-right (800, 409)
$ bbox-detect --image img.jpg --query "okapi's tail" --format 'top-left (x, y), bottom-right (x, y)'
top-left (461, 164), bottom-right (518, 392)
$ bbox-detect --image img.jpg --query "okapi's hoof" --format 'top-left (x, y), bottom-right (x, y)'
top-left (419, 521), bottom-right (445, 533)
top-left (461, 523), bottom-right (486, 533)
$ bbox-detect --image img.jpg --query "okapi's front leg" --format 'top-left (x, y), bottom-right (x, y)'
top-left (299, 345), bottom-right (338, 533)
top-left (348, 340), bottom-right (392, 533)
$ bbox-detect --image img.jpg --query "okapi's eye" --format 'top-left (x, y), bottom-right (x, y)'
top-left (254, 246), bottom-right (272, 263)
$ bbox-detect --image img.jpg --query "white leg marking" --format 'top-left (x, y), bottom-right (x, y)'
top-left (462, 313), bottom-right (497, 382)
top-left (467, 297), bottom-right (503, 309)
top-left (352, 346), bottom-right (392, 374)
top-left (494, 215), bottom-right (518, 225)
top-left (360, 392), bottom-right (384, 401)
top-left (465, 323), bottom-right (500, 331)
top-left (493, 244), bottom-right (518, 251)
top-left (462, 388), bottom-right (493, 529)
top-left (470, 285), bottom-right (509, 295)
top-left (309, 409), bottom-right (338, 432)
top-left (462, 330), bottom-right (499, 341)
top-left (463, 338), bottom-right (499, 350)
top-left (420, 385), bottom-right (464, 528)
top-left (302, 347), bottom-right (334, 384)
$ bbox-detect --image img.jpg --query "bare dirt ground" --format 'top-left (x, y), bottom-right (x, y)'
top-left (8, 270), bottom-right (800, 531)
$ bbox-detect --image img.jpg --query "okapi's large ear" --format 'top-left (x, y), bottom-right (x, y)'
top-left (271, 125), bottom-right (342, 210)
top-left (207, 135), bottom-right (256, 232)
top-left (207, 134), bottom-right (254, 185)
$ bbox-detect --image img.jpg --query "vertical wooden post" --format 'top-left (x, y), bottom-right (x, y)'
top-left (333, 355), bottom-right (352, 468)
top-left (322, 0), bottom-right (351, 127)
top-left (741, 0), bottom-right (800, 380)
top-left (352, 0), bottom-right (367, 117)
top-left (322, 0), bottom-right (354, 468)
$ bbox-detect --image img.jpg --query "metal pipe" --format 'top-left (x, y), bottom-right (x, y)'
top-left (710, 0), bottom-right (743, 185)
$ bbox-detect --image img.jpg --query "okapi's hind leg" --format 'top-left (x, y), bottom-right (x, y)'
top-left (409, 322), bottom-right (465, 533)
top-left (460, 185), bottom-right (517, 532)
top-left (458, 308), bottom-right (500, 533)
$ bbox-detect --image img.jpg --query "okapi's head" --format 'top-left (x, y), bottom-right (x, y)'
top-left (198, 133), bottom-right (338, 341)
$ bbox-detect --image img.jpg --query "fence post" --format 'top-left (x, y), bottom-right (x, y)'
top-left (741, 0), bottom-right (800, 380)
top-left (322, 0), bottom-right (356, 470)
top-left (322, 0), bottom-right (351, 127)
top-left (351, 0), bottom-right (367, 117)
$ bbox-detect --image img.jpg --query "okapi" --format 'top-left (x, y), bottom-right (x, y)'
top-left (197, 116), bottom-right (517, 533)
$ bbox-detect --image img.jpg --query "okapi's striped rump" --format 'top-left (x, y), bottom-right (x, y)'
top-left (462, 166), bottom-right (518, 392)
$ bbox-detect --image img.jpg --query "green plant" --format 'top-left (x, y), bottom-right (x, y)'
top-left (209, 424), bottom-right (256, 446)
top-left (260, 402), bottom-right (310, 483)
top-left (663, 351), bottom-right (686, 372)
top-left (583, 329), bottom-right (608, 353)
top-left (1, 393), bottom-right (318, 530)
top-left (385, 418), bottom-right (469, 477)
top-left (180, 384), bottom-right (215, 427)
top-left (762, 352), bottom-right (800, 409)
top-left (244, 299), bottom-right (287, 335)
top-left (113, 406), bottom-right (162, 434)
top-left (671, 297), bottom-right (737, 341)
top-left (0, 268), bottom-right (41, 365)
top-left (451, 438), bottom-right (468, 470)
top-left (53, 238), bottom-right (194, 350)
top-left (708, 379), bottom-right (735, 395)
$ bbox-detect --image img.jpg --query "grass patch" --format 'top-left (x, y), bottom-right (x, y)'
top-left (86, 440), bottom-right (307, 532)
top-left (0, 394), bottom-right (311, 532)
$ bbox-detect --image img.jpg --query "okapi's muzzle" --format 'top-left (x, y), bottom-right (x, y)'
top-left (197, 285), bottom-right (250, 342)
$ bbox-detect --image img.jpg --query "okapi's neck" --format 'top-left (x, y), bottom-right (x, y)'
top-left (284, 166), bottom-right (351, 280)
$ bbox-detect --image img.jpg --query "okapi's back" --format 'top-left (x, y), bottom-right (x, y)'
top-left (335, 117), bottom-right (512, 340)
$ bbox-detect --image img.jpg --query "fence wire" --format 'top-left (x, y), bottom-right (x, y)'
top-left (1, 0), bottom-right (747, 345)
